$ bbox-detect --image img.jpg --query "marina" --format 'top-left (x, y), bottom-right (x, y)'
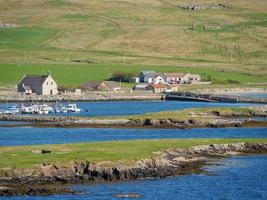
top-left (0, 102), bottom-right (81, 115)
top-left (0, 100), bottom-right (260, 117)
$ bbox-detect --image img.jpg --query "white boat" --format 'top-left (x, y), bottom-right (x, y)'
top-left (40, 104), bottom-right (53, 114)
top-left (62, 103), bottom-right (81, 113)
top-left (20, 105), bottom-right (34, 114)
top-left (6, 105), bottom-right (20, 114)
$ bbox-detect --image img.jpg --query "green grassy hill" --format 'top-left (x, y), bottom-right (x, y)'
top-left (0, 0), bottom-right (266, 86)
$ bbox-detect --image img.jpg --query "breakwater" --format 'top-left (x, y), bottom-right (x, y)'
top-left (1, 142), bottom-right (266, 196)
top-left (165, 92), bottom-right (267, 104)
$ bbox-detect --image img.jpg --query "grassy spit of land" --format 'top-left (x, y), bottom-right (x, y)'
top-left (1, 106), bottom-right (265, 129)
top-left (1, 138), bottom-right (267, 170)
top-left (1, 138), bottom-right (267, 196)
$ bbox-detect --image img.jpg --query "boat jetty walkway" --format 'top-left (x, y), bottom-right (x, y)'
top-left (164, 92), bottom-right (267, 104)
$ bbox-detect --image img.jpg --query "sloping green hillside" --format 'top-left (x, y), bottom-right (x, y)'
top-left (0, 0), bottom-right (266, 85)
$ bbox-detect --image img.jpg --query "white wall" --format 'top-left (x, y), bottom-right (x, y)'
top-left (42, 75), bottom-right (58, 95)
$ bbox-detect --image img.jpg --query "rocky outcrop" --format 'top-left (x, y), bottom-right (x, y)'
top-left (0, 142), bottom-right (266, 196)
top-left (0, 185), bottom-right (74, 196)
top-left (179, 3), bottom-right (229, 10)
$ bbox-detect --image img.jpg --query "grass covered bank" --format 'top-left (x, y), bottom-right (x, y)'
top-left (0, 138), bottom-right (267, 170)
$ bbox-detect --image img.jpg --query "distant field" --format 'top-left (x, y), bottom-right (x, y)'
top-left (0, 0), bottom-right (266, 82)
top-left (0, 138), bottom-right (266, 169)
top-left (0, 63), bottom-right (266, 87)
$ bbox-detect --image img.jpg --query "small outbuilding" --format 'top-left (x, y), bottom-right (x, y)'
top-left (17, 73), bottom-right (58, 95)
top-left (151, 83), bottom-right (173, 93)
top-left (82, 81), bottom-right (121, 91)
top-left (133, 83), bottom-right (154, 91)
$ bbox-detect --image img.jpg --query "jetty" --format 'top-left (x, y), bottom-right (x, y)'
top-left (164, 92), bottom-right (267, 104)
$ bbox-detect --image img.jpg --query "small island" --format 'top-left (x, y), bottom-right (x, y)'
top-left (1, 106), bottom-right (266, 129)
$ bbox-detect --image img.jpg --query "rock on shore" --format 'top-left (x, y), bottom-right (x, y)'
top-left (0, 142), bottom-right (266, 196)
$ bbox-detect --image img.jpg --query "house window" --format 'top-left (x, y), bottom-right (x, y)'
top-left (46, 82), bottom-right (48, 85)
top-left (51, 82), bottom-right (53, 85)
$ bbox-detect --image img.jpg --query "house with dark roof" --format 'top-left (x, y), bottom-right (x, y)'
top-left (81, 81), bottom-right (121, 91)
top-left (139, 71), bottom-right (165, 84)
top-left (17, 74), bottom-right (58, 95)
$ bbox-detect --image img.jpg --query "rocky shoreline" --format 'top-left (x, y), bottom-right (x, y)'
top-left (0, 93), bottom-right (163, 103)
top-left (0, 142), bottom-right (266, 196)
top-left (0, 106), bottom-right (266, 129)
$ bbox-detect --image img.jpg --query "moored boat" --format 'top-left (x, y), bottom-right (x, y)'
top-left (62, 103), bottom-right (81, 113)
top-left (7, 105), bottom-right (20, 114)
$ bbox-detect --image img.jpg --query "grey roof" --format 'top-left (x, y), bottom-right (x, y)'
top-left (134, 83), bottom-right (150, 89)
top-left (19, 75), bottom-right (49, 86)
top-left (146, 73), bottom-right (165, 79)
top-left (140, 71), bottom-right (156, 76)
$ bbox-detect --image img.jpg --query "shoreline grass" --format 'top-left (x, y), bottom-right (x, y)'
top-left (0, 138), bottom-right (266, 170)
top-left (95, 106), bottom-right (265, 120)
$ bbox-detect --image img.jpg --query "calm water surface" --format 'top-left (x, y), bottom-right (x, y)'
top-left (2, 155), bottom-right (266, 200)
top-left (0, 127), bottom-right (266, 146)
top-left (0, 100), bottom-right (266, 199)
top-left (0, 101), bottom-right (260, 117)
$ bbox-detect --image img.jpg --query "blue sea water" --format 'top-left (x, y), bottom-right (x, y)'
top-left (0, 100), bottom-right (266, 199)
top-left (0, 127), bottom-right (266, 146)
top-left (0, 101), bottom-right (260, 117)
top-left (2, 155), bottom-right (266, 200)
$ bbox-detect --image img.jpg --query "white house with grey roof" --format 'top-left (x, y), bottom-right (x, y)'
top-left (17, 74), bottom-right (58, 95)
top-left (139, 71), bottom-right (165, 84)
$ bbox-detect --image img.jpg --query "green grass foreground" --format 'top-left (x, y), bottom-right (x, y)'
top-left (0, 138), bottom-right (266, 170)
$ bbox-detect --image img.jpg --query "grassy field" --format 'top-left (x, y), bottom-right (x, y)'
top-left (0, 0), bottom-right (266, 87)
top-left (0, 138), bottom-right (266, 169)
top-left (97, 107), bottom-right (262, 121)
top-left (0, 63), bottom-right (266, 87)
